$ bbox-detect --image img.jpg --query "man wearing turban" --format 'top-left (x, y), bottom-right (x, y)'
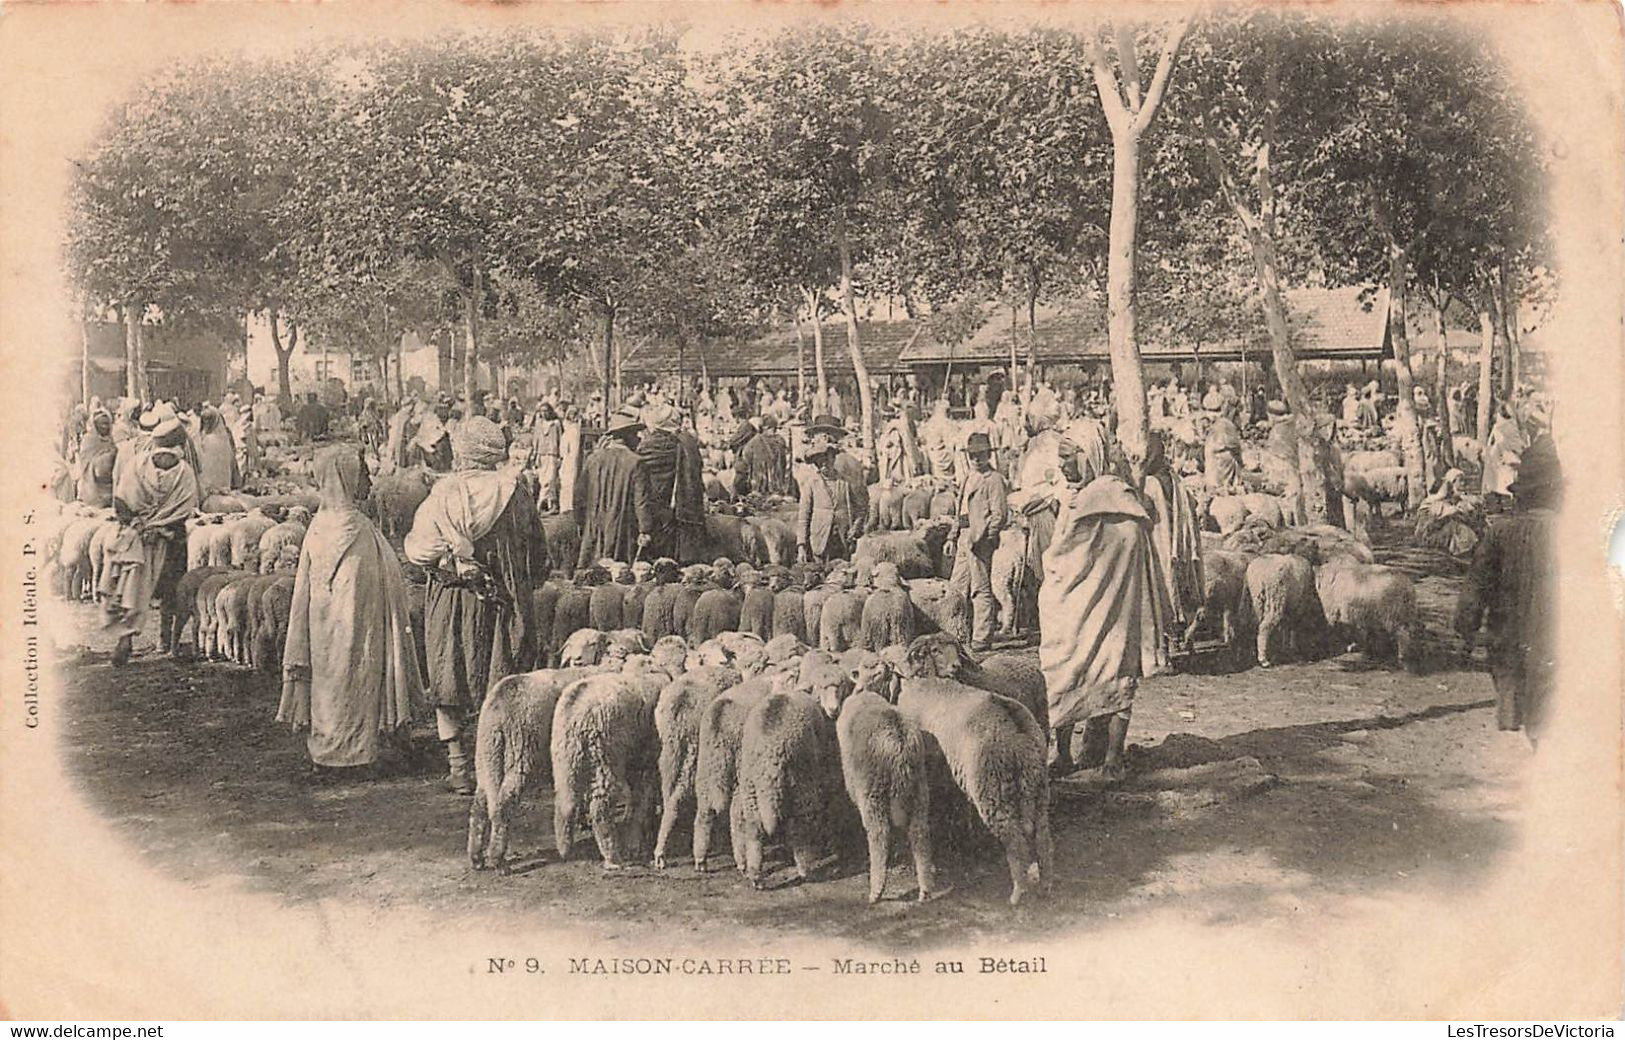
top-left (404, 416), bottom-right (548, 794)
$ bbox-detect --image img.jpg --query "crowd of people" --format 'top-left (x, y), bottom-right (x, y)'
top-left (49, 359), bottom-right (1562, 802)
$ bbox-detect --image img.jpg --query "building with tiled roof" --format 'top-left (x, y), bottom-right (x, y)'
top-left (620, 318), bottom-right (933, 379)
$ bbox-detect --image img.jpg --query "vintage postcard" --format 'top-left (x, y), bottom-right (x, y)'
top-left (1, 0), bottom-right (1621, 1022)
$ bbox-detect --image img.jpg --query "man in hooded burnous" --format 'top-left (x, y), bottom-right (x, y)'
top-left (405, 416), bottom-right (547, 794)
top-left (574, 405), bottom-right (646, 567)
top-left (100, 419), bottom-right (201, 667)
top-left (1039, 420), bottom-right (1167, 781)
top-left (635, 402), bottom-right (707, 562)
top-left (1455, 435), bottom-right (1561, 747)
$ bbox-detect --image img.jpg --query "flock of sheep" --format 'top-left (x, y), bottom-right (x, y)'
top-left (39, 428), bottom-right (1433, 908)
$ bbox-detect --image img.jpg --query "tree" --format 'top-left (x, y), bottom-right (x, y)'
top-left (1084, 16), bottom-right (1192, 473)
top-left (713, 24), bottom-right (902, 449)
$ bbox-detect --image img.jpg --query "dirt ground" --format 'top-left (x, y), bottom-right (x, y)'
top-left (47, 533), bottom-right (1529, 950)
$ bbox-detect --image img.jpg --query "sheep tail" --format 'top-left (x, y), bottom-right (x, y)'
top-left (756, 771), bottom-right (786, 837)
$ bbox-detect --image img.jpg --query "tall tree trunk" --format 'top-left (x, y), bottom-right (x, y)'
top-left (1495, 264), bottom-right (1518, 396)
top-left (1430, 285), bottom-right (1455, 469)
top-left (124, 304), bottom-right (146, 401)
top-left (600, 305), bottom-right (615, 426)
top-left (1383, 238), bottom-right (1426, 507)
top-left (793, 304), bottom-right (807, 404)
top-left (1103, 129), bottom-right (1149, 473)
top-left (804, 286), bottom-right (828, 410)
top-left (462, 265), bottom-right (481, 403)
top-left (1026, 266), bottom-right (1041, 375)
top-left (395, 330), bottom-right (405, 405)
top-left (268, 309), bottom-right (295, 406)
top-left (1009, 304), bottom-right (1019, 388)
top-left (80, 312), bottom-right (92, 406)
top-left (1475, 299), bottom-right (1495, 443)
top-left (1085, 17), bottom-right (1190, 476)
top-left (835, 214), bottom-right (875, 451)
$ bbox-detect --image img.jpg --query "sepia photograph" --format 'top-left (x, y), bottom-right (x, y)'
top-left (0, 0), bottom-right (1620, 1023)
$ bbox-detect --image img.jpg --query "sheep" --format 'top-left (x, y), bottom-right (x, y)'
top-left (736, 565), bottom-right (775, 641)
top-left (228, 508), bottom-right (281, 568)
top-left (905, 577), bottom-right (971, 645)
top-left (539, 515), bottom-right (579, 578)
top-left (669, 565), bottom-right (708, 637)
top-left (1314, 559), bottom-right (1424, 670)
top-left (257, 513), bottom-right (309, 574)
top-left (836, 690), bottom-right (942, 903)
top-left (1242, 553), bottom-right (1323, 667)
top-left (818, 568), bottom-right (866, 654)
top-left (530, 580), bottom-right (563, 668)
top-left (551, 577), bottom-right (595, 655)
top-left (589, 571), bottom-right (627, 632)
top-left (860, 560), bottom-right (917, 652)
top-left (745, 516), bottom-right (797, 568)
top-left (1182, 549), bottom-right (1252, 651)
top-left (692, 664), bottom-right (804, 873)
top-left (900, 484), bottom-right (936, 529)
top-left (736, 659), bottom-right (846, 888)
top-left (652, 663), bottom-right (744, 869)
top-left (764, 634), bottom-right (809, 667)
top-left (243, 574), bottom-right (285, 668)
top-left (185, 519), bottom-right (216, 571)
top-left (194, 571), bottom-right (242, 659)
top-left (558, 627), bottom-right (610, 668)
top-left (867, 485), bottom-right (908, 531)
top-left (896, 650), bottom-right (1052, 906)
top-left (770, 568), bottom-right (808, 643)
top-left (1344, 465), bottom-right (1410, 516)
top-left (702, 514), bottom-right (751, 564)
top-left (802, 570), bottom-right (834, 649)
top-left (56, 516), bottom-right (101, 601)
top-left (902, 632), bottom-right (1048, 729)
top-left (838, 646), bottom-right (902, 705)
top-left (621, 562), bottom-right (655, 630)
top-left (167, 566), bottom-right (230, 656)
top-left (467, 666), bottom-right (601, 873)
top-left (251, 575), bottom-right (296, 671)
top-left (1344, 449), bottom-right (1403, 473)
top-left (989, 523), bottom-right (1028, 636)
top-left (215, 573), bottom-right (260, 665)
top-left (689, 563), bottom-right (743, 644)
top-left (639, 559), bottom-right (685, 643)
top-left (367, 469), bottom-right (434, 543)
top-left (603, 628), bottom-right (650, 663)
top-left (200, 493), bottom-right (249, 514)
top-left (1207, 495), bottom-right (1250, 535)
top-left (1239, 493), bottom-right (1286, 530)
top-left (853, 520), bottom-right (953, 581)
top-left (550, 671), bottom-right (662, 868)
top-left (928, 488), bottom-right (958, 521)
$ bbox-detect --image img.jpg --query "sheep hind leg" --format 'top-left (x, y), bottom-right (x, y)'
top-left (984, 813), bottom-right (1035, 907)
top-left (1255, 615), bottom-right (1276, 667)
top-left (729, 790), bottom-right (751, 875)
top-left (487, 769), bottom-right (527, 874)
top-left (785, 813), bottom-right (823, 884)
top-left (467, 792), bottom-right (492, 871)
top-left (856, 802), bottom-right (890, 903)
top-left (691, 799), bottom-right (718, 873)
top-left (906, 805), bottom-right (945, 902)
top-left (654, 779), bottom-right (687, 870)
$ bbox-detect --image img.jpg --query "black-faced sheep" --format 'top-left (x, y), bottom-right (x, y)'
top-left (736, 664), bottom-right (845, 887)
top-left (1242, 553), bottom-right (1323, 667)
top-left (672, 565), bottom-right (708, 638)
top-left (818, 570), bottom-right (866, 654)
top-left (652, 663), bottom-right (743, 869)
top-left (621, 562), bottom-right (654, 629)
top-left (854, 520), bottom-right (953, 581)
top-left (639, 559), bottom-right (684, 643)
top-left (550, 671), bottom-right (662, 868)
top-left (531, 581), bottom-right (562, 668)
top-left (539, 515), bottom-right (580, 577)
top-left (836, 690), bottom-right (942, 904)
top-left (763, 567), bottom-right (801, 640)
top-left (746, 516), bottom-right (797, 568)
top-left (1314, 559), bottom-right (1424, 670)
top-left (860, 561), bottom-right (917, 651)
top-left (896, 663), bottom-right (1052, 906)
top-left (737, 566), bottom-right (775, 641)
top-left (552, 577), bottom-right (595, 656)
top-left (689, 565), bottom-right (743, 644)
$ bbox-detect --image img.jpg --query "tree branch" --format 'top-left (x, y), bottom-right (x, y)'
top-left (1113, 25), bottom-right (1144, 113)
top-left (1131, 14), bottom-right (1193, 135)
top-left (1083, 31), bottom-right (1129, 133)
